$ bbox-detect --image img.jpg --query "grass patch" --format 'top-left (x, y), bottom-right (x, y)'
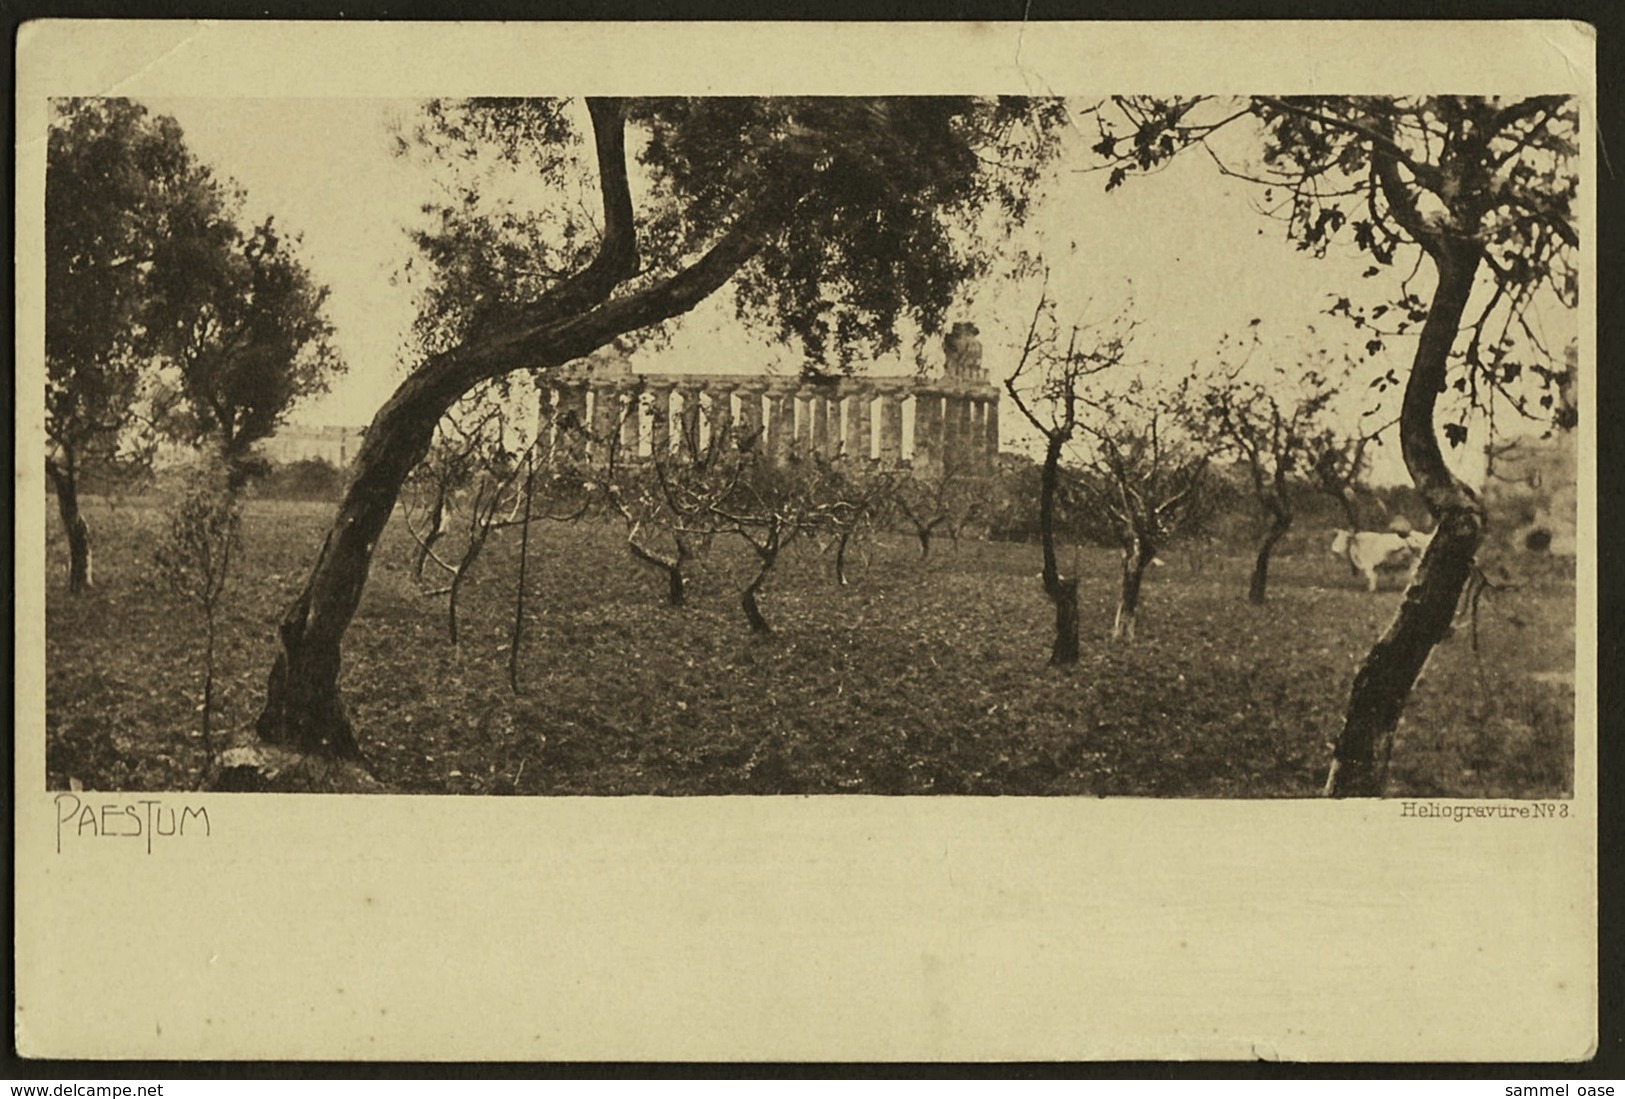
top-left (44, 496), bottom-right (1574, 797)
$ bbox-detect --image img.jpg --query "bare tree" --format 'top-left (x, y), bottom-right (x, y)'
top-left (602, 386), bottom-right (704, 606)
top-left (404, 402), bottom-right (497, 581)
top-left (889, 455), bottom-right (980, 562)
top-left (1072, 379), bottom-right (1209, 644)
top-left (1004, 281), bottom-right (1134, 664)
top-left (406, 393), bottom-right (516, 643)
top-left (504, 445), bottom-right (595, 694)
top-left (648, 428), bottom-right (867, 635)
top-left (1312, 432), bottom-right (1377, 534)
top-left (804, 458), bottom-right (891, 587)
top-left (153, 453), bottom-right (243, 776)
top-left (1197, 329), bottom-right (1363, 604)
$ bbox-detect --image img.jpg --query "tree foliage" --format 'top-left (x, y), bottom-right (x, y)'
top-left (399, 96), bottom-right (1070, 368)
top-left (46, 99), bottom-right (211, 477)
top-left (151, 216), bottom-right (344, 483)
top-left (1091, 95), bottom-right (1579, 451)
top-left (47, 97), bottom-right (344, 597)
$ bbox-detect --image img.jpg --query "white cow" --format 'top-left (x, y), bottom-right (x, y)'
top-left (1330, 528), bottom-right (1432, 592)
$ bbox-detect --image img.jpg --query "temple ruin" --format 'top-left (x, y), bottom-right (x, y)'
top-left (534, 322), bottom-right (1001, 473)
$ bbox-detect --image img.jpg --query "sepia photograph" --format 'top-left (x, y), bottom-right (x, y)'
top-left (13, 20), bottom-right (1597, 1063)
top-left (40, 90), bottom-right (1578, 800)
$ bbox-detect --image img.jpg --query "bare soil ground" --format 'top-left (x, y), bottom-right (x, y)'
top-left (43, 496), bottom-right (1576, 798)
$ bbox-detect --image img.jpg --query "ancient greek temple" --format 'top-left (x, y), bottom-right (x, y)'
top-left (535, 323), bottom-right (1001, 474)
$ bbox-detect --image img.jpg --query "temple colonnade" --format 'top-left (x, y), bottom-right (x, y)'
top-left (536, 322), bottom-right (1000, 473)
top-left (536, 373), bottom-right (1000, 472)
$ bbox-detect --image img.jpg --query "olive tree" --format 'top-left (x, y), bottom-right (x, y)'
top-left (46, 99), bottom-right (217, 591)
top-left (48, 97), bottom-right (346, 595)
top-left (1092, 95), bottom-right (1578, 794)
top-left (150, 216), bottom-right (344, 492)
top-left (249, 96), bottom-right (1067, 761)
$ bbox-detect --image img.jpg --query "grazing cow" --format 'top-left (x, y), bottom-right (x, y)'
top-left (1330, 528), bottom-right (1432, 592)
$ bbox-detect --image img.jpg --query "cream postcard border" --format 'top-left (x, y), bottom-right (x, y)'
top-left (13, 20), bottom-right (1598, 1061)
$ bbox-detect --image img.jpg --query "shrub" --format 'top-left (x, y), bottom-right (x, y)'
top-left (256, 457), bottom-right (345, 501)
top-left (153, 458), bottom-right (242, 769)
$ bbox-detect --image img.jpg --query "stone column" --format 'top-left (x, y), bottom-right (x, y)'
top-left (678, 386), bottom-right (704, 460)
top-left (984, 394), bottom-right (1000, 460)
top-left (793, 391), bottom-right (813, 457)
top-left (812, 392), bottom-right (832, 459)
top-left (970, 399), bottom-right (986, 468)
top-left (556, 381), bottom-right (589, 461)
top-left (590, 385), bottom-right (620, 464)
top-left (646, 383), bottom-right (675, 461)
top-left (767, 389), bottom-right (795, 464)
top-left (955, 393), bottom-right (968, 464)
top-left (618, 385), bottom-right (641, 459)
top-left (878, 392), bottom-right (905, 465)
top-left (736, 384), bottom-right (765, 452)
top-left (535, 383), bottom-right (559, 457)
top-left (914, 391), bottom-right (942, 470)
top-left (707, 384), bottom-right (736, 453)
top-left (941, 394), bottom-right (963, 471)
top-left (844, 389), bottom-right (872, 462)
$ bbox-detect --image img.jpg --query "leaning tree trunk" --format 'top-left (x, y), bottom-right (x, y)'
top-left (741, 541), bottom-right (779, 635)
top-left (252, 330), bottom-right (557, 757)
top-left (254, 376), bottom-right (453, 759)
top-left (1248, 510), bottom-right (1292, 605)
top-left (47, 457), bottom-right (92, 594)
top-left (1326, 245), bottom-right (1485, 797)
top-left (627, 537), bottom-right (686, 606)
top-left (414, 482), bottom-right (449, 581)
top-left (250, 96), bottom-right (767, 761)
top-left (1038, 435), bottom-right (1078, 665)
top-left (915, 521), bottom-right (936, 560)
top-left (1112, 534), bottom-right (1157, 644)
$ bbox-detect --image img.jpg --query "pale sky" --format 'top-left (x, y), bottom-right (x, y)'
top-left (145, 96), bottom-right (1577, 486)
